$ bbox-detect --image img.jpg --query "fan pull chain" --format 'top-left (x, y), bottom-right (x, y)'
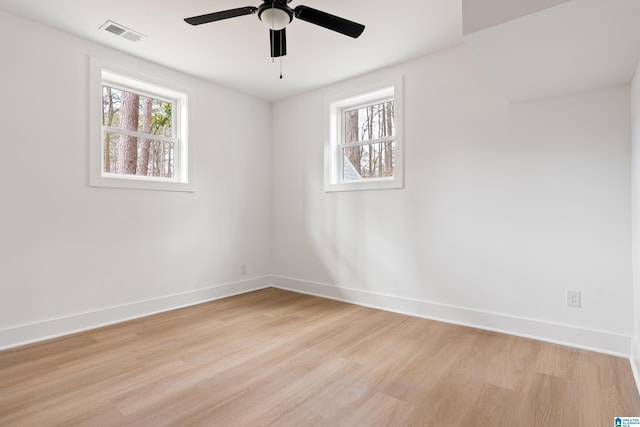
top-left (280, 57), bottom-right (283, 79)
top-left (271, 2), bottom-right (276, 67)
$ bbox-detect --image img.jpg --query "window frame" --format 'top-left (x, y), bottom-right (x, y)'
top-left (324, 76), bottom-right (404, 192)
top-left (89, 57), bottom-right (194, 192)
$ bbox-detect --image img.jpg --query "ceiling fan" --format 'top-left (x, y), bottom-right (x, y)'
top-left (184, 0), bottom-right (365, 59)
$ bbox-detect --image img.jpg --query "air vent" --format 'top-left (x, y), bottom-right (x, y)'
top-left (99, 20), bottom-right (146, 42)
top-left (121, 32), bottom-right (142, 42)
top-left (104, 24), bottom-right (126, 36)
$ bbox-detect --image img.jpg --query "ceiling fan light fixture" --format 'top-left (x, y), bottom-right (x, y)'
top-left (259, 7), bottom-right (292, 30)
top-left (184, 1), bottom-right (366, 61)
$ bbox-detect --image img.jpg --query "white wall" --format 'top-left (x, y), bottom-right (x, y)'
top-left (0, 10), bottom-right (272, 348)
top-left (462, 0), bottom-right (569, 35)
top-left (1, 8), bottom-right (635, 358)
top-left (631, 61), bottom-right (640, 378)
top-left (272, 44), bottom-right (633, 355)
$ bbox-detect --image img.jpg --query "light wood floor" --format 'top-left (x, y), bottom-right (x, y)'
top-left (1, 288), bottom-right (639, 426)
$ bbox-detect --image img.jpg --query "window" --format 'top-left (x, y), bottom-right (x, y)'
top-left (89, 57), bottom-right (193, 192)
top-left (325, 77), bottom-right (404, 192)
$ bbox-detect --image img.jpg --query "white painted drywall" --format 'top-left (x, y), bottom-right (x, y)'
top-left (462, 0), bottom-right (569, 35)
top-left (0, 9), bottom-right (272, 339)
top-left (631, 61), bottom-right (640, 376)
top-left (464, 0), bottom-right (640, 103)
top-left (272, 44), bottom-right (633, 343)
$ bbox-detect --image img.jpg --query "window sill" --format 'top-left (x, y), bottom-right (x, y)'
top-left (90, 175), bottom-right (195, 192)
top-left (324, 177), bottom-right (403, 193)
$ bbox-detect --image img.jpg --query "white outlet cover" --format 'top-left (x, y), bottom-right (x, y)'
top-left (567, 290), bottom-right (581, 308)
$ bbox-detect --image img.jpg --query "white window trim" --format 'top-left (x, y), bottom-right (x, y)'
top-left (89, 57), bottom-right (195, 192)
top-left (324, 76), bottom-right (404, 192)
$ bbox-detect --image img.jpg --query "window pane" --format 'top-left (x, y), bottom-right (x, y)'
top-left (343, 141), bottom-right (395, 181)
top-left (344, 101), bottom-right (394, 143)
top-left (102, 86), bottom-right (173, 137)
top-left (104, 131), bottom-right (174, 178)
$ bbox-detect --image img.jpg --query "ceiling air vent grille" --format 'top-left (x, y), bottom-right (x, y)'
top-left (100, 21), bottom-right (146, 42)
top-left (121, 31), bottom-right (142, 42)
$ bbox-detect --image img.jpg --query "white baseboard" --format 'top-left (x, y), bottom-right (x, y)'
top-left (1, 275), bottom-right (633, 360)
top-left (631, 337), bottom-right (640, 395)
top-left (272, 275), bottom-right (632, 357)
top-left (0, 276), bottom-right (272, 351)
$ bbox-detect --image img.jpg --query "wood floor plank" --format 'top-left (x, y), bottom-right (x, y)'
top-left (0, 287), bottom-right (638, 426)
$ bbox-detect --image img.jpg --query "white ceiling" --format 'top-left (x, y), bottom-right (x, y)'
top-left (2, 0), bottom-right (639, 103)
top-left (0, 0), bottom-right (463, 102)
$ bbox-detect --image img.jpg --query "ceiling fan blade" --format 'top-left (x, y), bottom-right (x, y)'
top-left (293, 5), bottom-right (365, 38)
top-left (184, 7), bottom-right (258, 25)
top-left (270, 28), bottom-right (287, 58)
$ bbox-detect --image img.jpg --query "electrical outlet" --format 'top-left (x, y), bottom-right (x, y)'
top-left (567, 290), bottom-right (581, 308)
top-left (240, 264), bottom-right (247, 275)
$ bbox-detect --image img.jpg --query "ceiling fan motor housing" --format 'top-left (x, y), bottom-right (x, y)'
top-left (258, 1), bottom-right (294, 30)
